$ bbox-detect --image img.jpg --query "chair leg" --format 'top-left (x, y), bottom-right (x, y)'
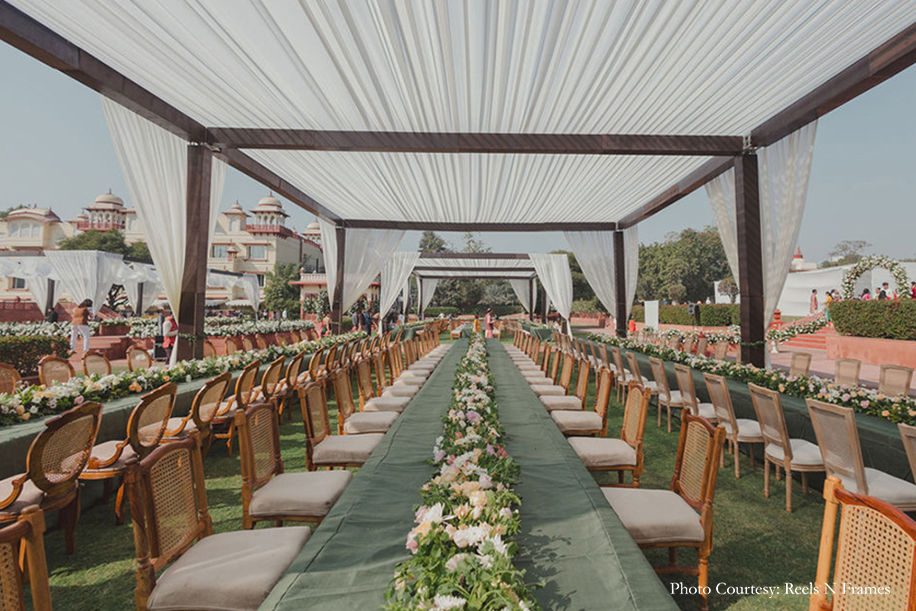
top-left (60, 488), bottom-right (81, 555)
top-left (764, 459), bottom-right (770, 499)
top-left (785, 464), bottom-right (793, 513)
top-left (734, 440), bottom-right (741, 479)
top-left (801, 471), bottom-right (809, 495)
top-left (748, 446), bottom-right (755, 469)
top-left (698, 551), bottom-right (710, 611)
top-left (775, 464), bottom-right (781, 481)
top-left (226, 422), bottom-right (235, 456)
top-left (657, 401), bottom-right (662, 427)
top-left (667, 406), bottom-right (672, 433)
top-left (115, 479), bottom-right (127, 525)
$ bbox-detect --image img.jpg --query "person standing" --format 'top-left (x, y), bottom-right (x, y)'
top-left (361, 310), bottom-right (372, 335)
top-left (484, 308), bottom-right (494, 338)
top-left (877, 282), bottom-right (889, 300)
top-left (911, 282), bottom-right (916, 300)
top-left (44, 307), bottom-right (58, 323)
top-left (162, 309), bottom-right (178, 362)
top-left (321, 313), bottom-right (332, 337)
top-left (70, 299), bottom-right (93, 353)
top-left (809, 289), bottom-right (818, 314)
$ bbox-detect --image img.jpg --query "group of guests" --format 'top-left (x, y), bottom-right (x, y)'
top-left (810, 281), bottom-right (916, 320)
top-left (858, 281), bottom-right (916, 301)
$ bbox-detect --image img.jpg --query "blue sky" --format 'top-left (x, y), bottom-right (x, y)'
top-left (1, 42), bottom-right (914, 262)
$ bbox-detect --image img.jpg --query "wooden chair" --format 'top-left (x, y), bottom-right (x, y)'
top-left (789, 351), bottom-right (812, 377)
top-left (682, 335), bottom-right (695, 355)
top-left (355, 357), bottom-right (411, 413)
top-left (551, 366), bottom-right (613, 437)
top-left (125, 434), bottom-right (311, 611)
top-left (211, 360), bottom-right (261, 456)
top-left (529, 351), bottom-right (575, 398)
top-left (333, 366), bottom-right (398, 435)
top-left (666, 334), bottom-right (681, 351)
top-left (297, 382), bottom-right (383, 470)
top-left (202, 340), bottom-right (217, 358)
top-left (626, 351), bottom-right (658, 400)
top-left (273, 351), bottom-right (305, 421)
top-left (703, 373), bottom-right (763, 479)
top-left (37, 356), bottom-right (74, 387)
top-left (236, 401), bottom-right (352, 530)
top-left (602, 413), bottom-right (726, 611)
top-left (224, 337), bottom-right (240, 354)
top-left (252, 356), bottom-right (285, 403)
top-left (834, 358), bottom-right (861, 387)
top-left (126, 346), bottom-right (153, 372)
top-left (539, 358), bottom-right (590, 413)
top-left (82, 350), bottom-right (112, 377)
top-left (748, 383), bottom-right (825, 512)
top-left (0, 362), bottom-right (22, 395)
top-left (673, 364), bottom-right (717, 421)
top-left (255, 335), bottom-right (268, 350)
top-left (695, 336), bottom-right (708, 358)
top-left (0, 506), bottom-right (52, 611)
top-left (610, 346), bottom-right (635, 402)
top-left (713, 341), bottom-right (729, 361)
top-left (650, 357), bottom-right (687, 432)
top-left (163, 372), bottom-right (232, 452)
top-left (81, 383), bottom-right (176, 523)
top-left (879, 364), bottom-right (914, 397)
top-left (808, 399), bottom-right (916, 511)
top-left (373, 351), bottom-right (414, 399)
top-left (0, 402), bottom-right (102, 554)
top-left (809, 477), bottom-right (916, 611)
top-left (241, 336), bottom-right (255, 352)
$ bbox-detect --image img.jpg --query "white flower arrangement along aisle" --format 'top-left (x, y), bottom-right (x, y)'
top-left (385, 334), bottom-right (539, 611)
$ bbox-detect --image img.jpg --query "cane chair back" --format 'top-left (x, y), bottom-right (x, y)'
top-left (557, 351), bottom-right (575, 391)
top-left (299, 383), bottom-right (332, 468)
top-left (713, 341), bottom-right (729, 360)
top-left (695, 336), bottom-right (708, 358)
top-left (256, 335), bottom-right (268, 350)
top-left (0, 507), bottom-right (51, 611)
top-left (810, 478), bottom-right (916, 611)
top-left (324, 344), bottom-right (340, 376)
top-left (597, 343), bottom-right (611, 369)
top-left (0, 363), bottom-right (21, 395)
top-left (224, 337), bottom-right (240, 354)
top-left (588, 341), bottom-right (600, 367)
top-left (834, 358), bottom-right (861, 387)
top-left (593, 367), bottom-right (613, 432)
top-left (900, 423), bottom-right (916, 484)
top-left (332, 367), bottom-right (358, 434)
top-left (674, 364), bottom-right (702, 412)
top-left (127, 383), bottom-right (178, 460)
top-left (625, 352), bottom-right (645, 385)
top-left (307, 349), bottom-right (324, 381)
top-left (258, 357), bottom-right (285, 401)
top-left (127, 346), bottom-right (153, 372)
top-left (82, 350), bottom-right (111, 377)
top-left (22, 402), bottom-right (103, 502)
top-left (748, 383), bottom-right (793, 462)
top-left (38, 356), bottom-right (74, 387)
top-left (203, 340), bottom-right (217, 358)
top-left (667, 334), bottom-right (681, 351)
top-left (789, 352), bottom-right (813, 378)
top-left (621, 383), bottom-right (650, 453)
top-left (241, 336), bottom-right (255, 352)
top-left (682, 336), bottom-right (695, 355)
top-left (807, 399), bottom-right (868, 495)
top-left (608, 346), bottom-right (627, 381)
top-left (673, 414), bottom-right (724, 513)
top-left (237, 402), bottom-right (282, 491)
top-left (649, 357), bottom-right (672, 398)
top-left (356, 358), bottom-right (377, 407)
top-left (373, 352), bottom-right (390, 391)
top-left (187, 372), bottom-right (232, 435)
top-left (233, 360), bottom-right (261, 410)
top-left (284, 352), bottom-right (305, 390)
top-left (703, 374), bottom-right (739, 433)
top-left (879, 365), bottom-right (914, 397)
top-left (126, 435), bottom-right (212, 578)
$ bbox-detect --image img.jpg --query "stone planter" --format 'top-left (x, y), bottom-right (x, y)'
top-left (827, 334), bottom-right (916, 369)
top-left (131, 337), bottom-right (154, 350)
top-left (99, 324), bottom-right (129, 336)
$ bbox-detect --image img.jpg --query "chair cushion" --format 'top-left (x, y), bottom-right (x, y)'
top-left (568, 437), bottom-right (636, 468)
top-left (313, 434), bottom-right (383, 465)
top-left (643, 381), bottom-right (659, 394)
top-left (393, 377), bottom-right (425, 387)
top-left (344, 411), bottom-right (399, 434)
top-left (661, 390), bottom-right (686, 407)
top-left (840, 469), bottom-right (916, 508)
top-left (399, 369), bottom-right (428, 379)
top-left (690, 402), bottom-right (717, 421)
top-left (84, 440), bottom-right (138, 473)
top-left (249, 471), bottom-right (352, 518)
top-left (540, 395), bottom-right (584, 412)
top-left (764, 438), bottom-right (825, 467)
top-left (382, 385), bottom-right (418, 398)
top-left (0, 476), bottom-right (45, 517)
top-left (602, 488), bottom-right (705, 545)
top-left (551, 411), bottom-right (602, 434)
top-left (721, 418), bottom-right (763, 442)
top-left (147, 526), bottom-right (311, 611)
top-left (524, 375), bottom-right (552, 386)
top-left (531, 384), bottom-right (566, 397)
top-left (365, 396), bottom-right (411, 413)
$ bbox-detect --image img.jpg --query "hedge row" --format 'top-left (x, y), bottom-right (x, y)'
top-left (0, 335), bottom-right (71, 377)
top-left (631, 304), bottom-right (740, 327)
top-left (831, 300), bottom-right (916, 341)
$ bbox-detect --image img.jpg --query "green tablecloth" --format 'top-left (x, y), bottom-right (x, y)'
top-left (522, 323), bottom-right (554, 341)
top-left (259, 339), bottom-right (676, 611)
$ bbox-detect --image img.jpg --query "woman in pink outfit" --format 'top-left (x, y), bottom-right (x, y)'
top-left (484, 309), bottom-right (494, 338)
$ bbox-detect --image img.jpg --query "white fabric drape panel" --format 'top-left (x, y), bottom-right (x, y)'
top-left (380, 252), bottom-right (420, 317)
top-left (563, 231), bottom-right (618, 315)
top-left (340, 229), bottom-right (405, 312)
top-left (121, 263), bottom-right (160, 313)
top-left (705, 168), bottom-right (740, 283)
top-left (16, 258), bottom-right (61, 310)
top-left (318, 217), bottom-right (338, 304)
top-left (206, 272), bottom-right (260, 312)
top-left (420, 278), bottom-right (439, 311)
top-left (759, 121), bottom-right (818, 325)
top-left (623, 225), bottom-right (639, 319)
top-left (45, 251), bottom-right (124, 310)
top-left (529, 254), bottom-right (573, 322)
top-left (208, 158), bottom-right (228, 248)
top-left (508, 279), bottom-right (533, 313)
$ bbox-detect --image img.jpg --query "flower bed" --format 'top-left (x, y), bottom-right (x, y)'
top-left (386, 334), bottom-right (539, 611)
top-left (589, 332), bottom-right (916, 426)
top-left (765, 313), bottom-right (829, 343)
top-left (0, 332), bottom-right (364, 428)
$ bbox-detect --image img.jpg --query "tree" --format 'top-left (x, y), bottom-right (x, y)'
top-left (127, 241), bottom-right (153, 263)
top-left (823, 240), bottom-right (871, 267)
top-left (0, 205), bottom-right (26, 219)
top-left (263, 263), bottom-right (301, 317)
top-left (418, 230), bottom-right (451, 253)
top-left (635, 226), bottom-right (730, 303)
top-left (57, 229), bottom-right (153, 263)
top-left (717, 276), bottom-right (739, 303)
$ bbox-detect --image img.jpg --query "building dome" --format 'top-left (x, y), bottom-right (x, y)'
top-left (306, 220), bottom-right (321, 232)
top-left (93, 191), bottom-right (124, 209)
top-left (251, 194), bottom-right (289, 217)
top-left (257, 195), bottom-right (282, 208)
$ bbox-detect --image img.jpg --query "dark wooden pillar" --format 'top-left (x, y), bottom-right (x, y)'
top-left (528, 279), bottom-right (536, 321)
top-left (735, 153), bottom-right (766, 367)
top-left (44, 278), bottom-right (56, 313)
top-left (613, 231), bottom-right (628, 338)
top-left (417, 275), bottom-right (422, 320)
top-left (329, 226), bottom-right (346, 332)
top-left (136, 282), bottom-right (144, 315)
top-left (177, 144), bottom-right (212, 361)
top-left (540, 286), bottom-right (548, 323)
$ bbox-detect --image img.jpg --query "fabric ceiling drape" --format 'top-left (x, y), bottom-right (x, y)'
top-left (705, 168), bottom-right (740, 284)
top-left (563, 231), bottom-right (617, 315)
top-left (420, 278), bottom-right (439, 312)
top-left (380, 252), bottom-right (420, 317)
top-left (45, 251), bottom-right (124, 311)
top-left (623, 225), bottom-right (639, 320)
top-left (508, 279), bottom-right (532, 313)
top-left (760, 122), bottom-right (818, 325)
top-left (529, 254), bottom-right (573, 323)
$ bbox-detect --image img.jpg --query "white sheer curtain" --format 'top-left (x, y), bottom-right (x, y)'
top-left (17, 258), bottom-right (61, 310)
top-left (529, 254), bottom-right (573, 322)
top-left (45, 251), bottom-right (124, 311)
top-left (705, 168), bottom-right (739, 283)
top-left (563, 231), bottom-right (617, 314)
top-left (318, 217), bottom-right (338, 304)
top-left (760, 122), bottom-right (818, 324)
top-left (623, 225), bottom-right (639, 319)
top-left (121, 262), bottom-right (160, 313)
top-left (508, 279), bottom-right (532, 313)
top-left (379, 252), bottom-right (420, 316)
top-left (420, 278), bottom-right (439, 311)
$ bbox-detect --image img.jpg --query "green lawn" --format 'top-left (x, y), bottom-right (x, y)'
top-left (31, 335), bottom-right (821, 611)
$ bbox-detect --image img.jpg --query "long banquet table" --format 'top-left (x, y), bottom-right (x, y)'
top-left (258, 339), bottom-right (676, 611)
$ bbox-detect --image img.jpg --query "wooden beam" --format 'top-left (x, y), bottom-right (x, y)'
top-left (414, 275), bottom-right (537, 281)
top-left (617, 157), bottom-right (733, 228)
top-left (752, 21), bottom-right (916, 147)
top-left (414, 266), bottom-right (535, 273)
top-left (211, 127), bottom-right (744, 156)
top-left (734, 154), bottom-right (765, 368)
top-left (215, 149), bottom-right (342, 223)
top-left (344, 219), bottom-right (616, 232)
top-left (613, 231), bottom-right (628, 339)
top-left (177, 145), bottom-right (211, 361)
top-left (418, 253), bottom-right (530, 260)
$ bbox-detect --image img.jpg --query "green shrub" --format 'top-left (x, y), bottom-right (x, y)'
top-left (630, 304), bottom-right (739, 326)
top-left (0, 335), bottom-right (70, 376)
top-left (831, 300), bottom-right (916, 340)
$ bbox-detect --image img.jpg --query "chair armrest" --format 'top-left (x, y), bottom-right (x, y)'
top-left (0, 473), bottom-right (27, 510)
top-left (87, 439), bottom-right (130, 469)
